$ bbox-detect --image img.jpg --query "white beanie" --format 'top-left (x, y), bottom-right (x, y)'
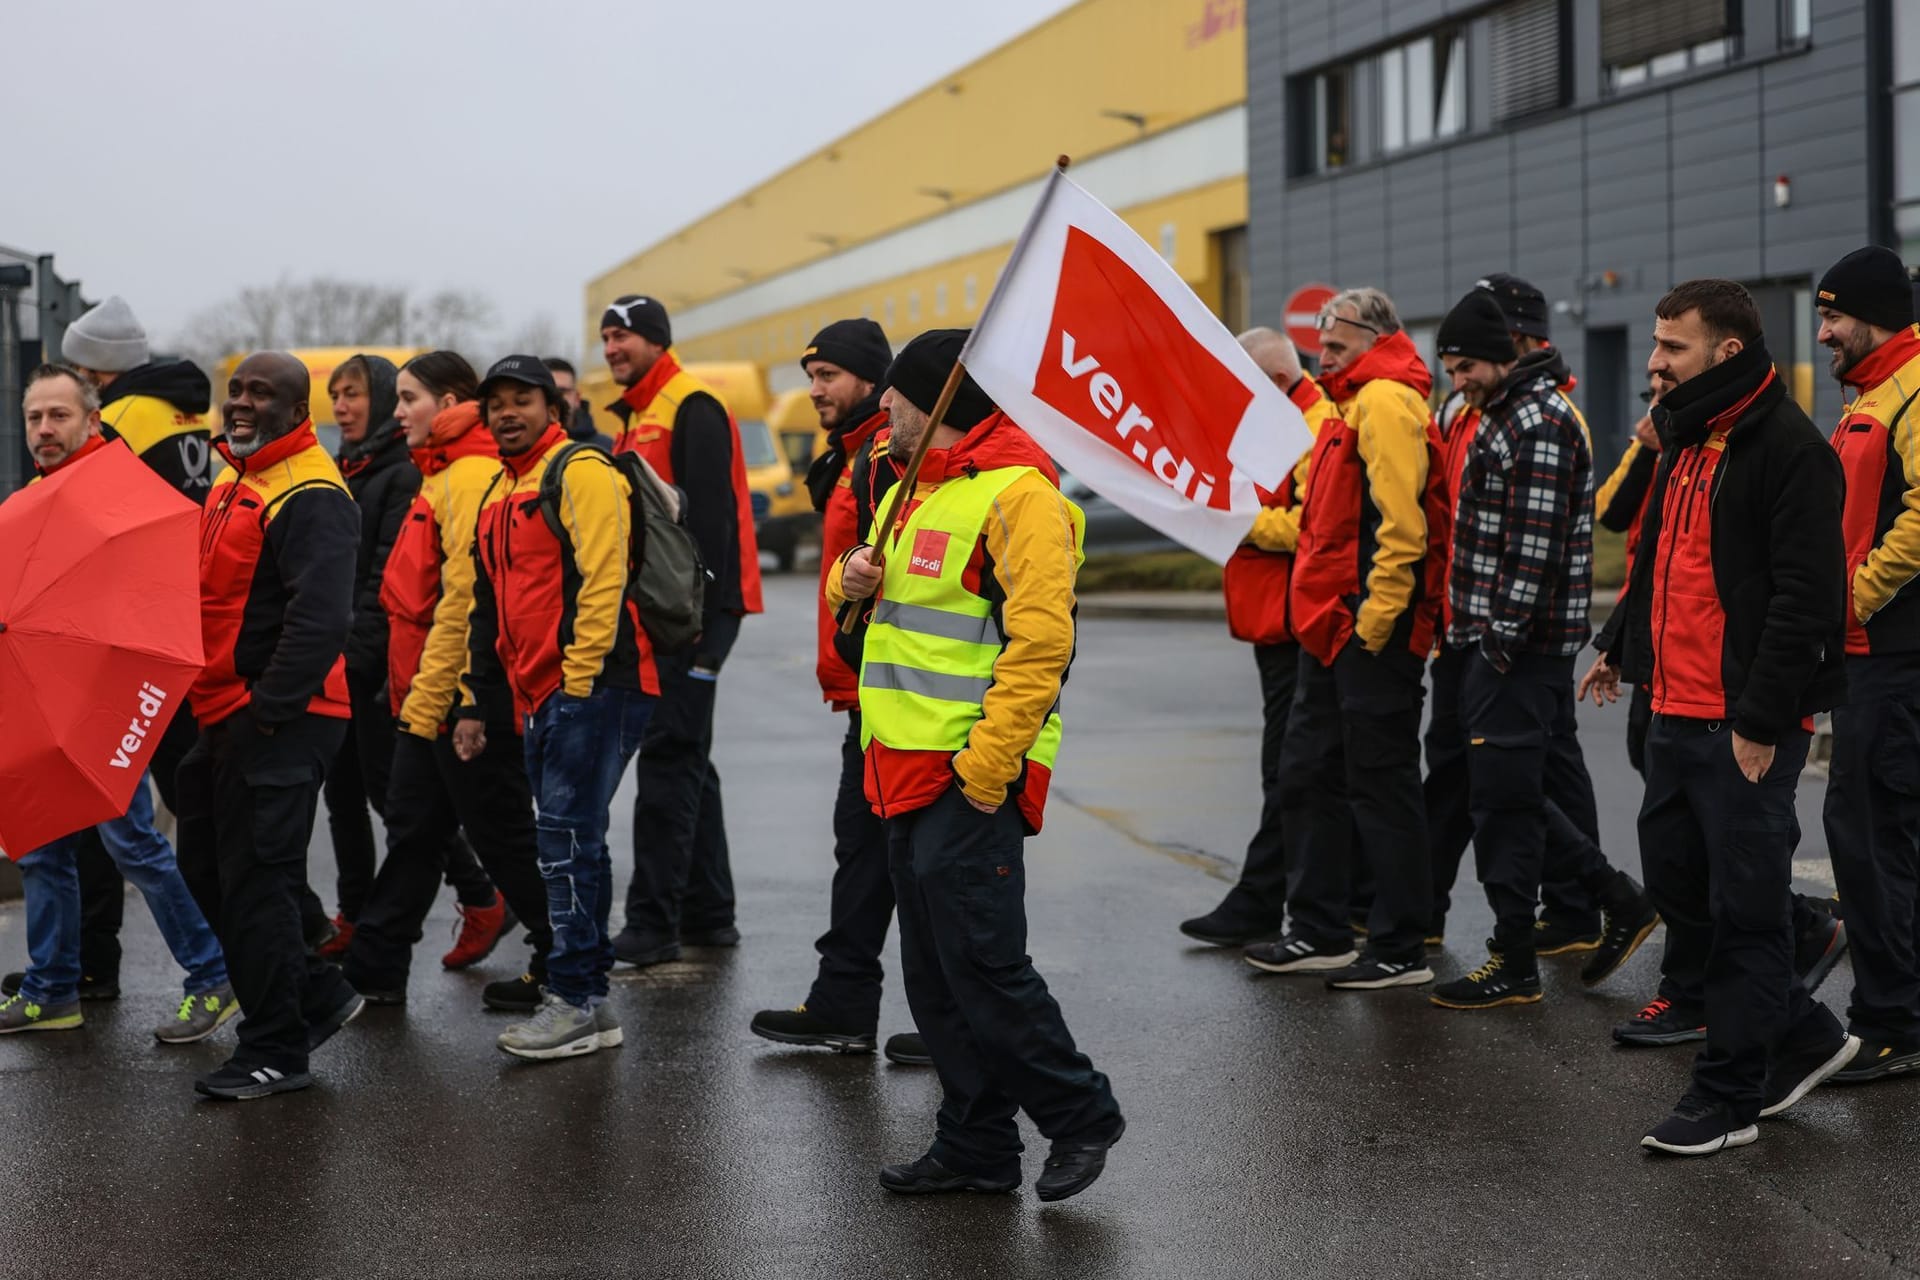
top-left (61, 295), bottom-right (150, 373)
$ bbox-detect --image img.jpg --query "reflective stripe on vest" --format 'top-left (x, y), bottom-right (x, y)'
top-left (858, 464), bottom-right (1084, 769)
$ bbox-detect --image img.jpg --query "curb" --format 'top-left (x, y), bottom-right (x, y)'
top-left (1080, 594), bottom-right (1624, 626)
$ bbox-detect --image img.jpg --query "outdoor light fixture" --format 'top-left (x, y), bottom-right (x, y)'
top-left (917, 187), bottom-right (955, 205)
top-left (1774, 175), bottom-right (1792, 208)
top-left (1101, 109), bottom-right (1149, 133)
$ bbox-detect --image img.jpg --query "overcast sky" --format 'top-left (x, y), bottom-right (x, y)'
top-left (2, 0), bottom-right (1070, 356)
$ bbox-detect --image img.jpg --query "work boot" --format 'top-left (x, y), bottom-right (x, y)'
top-left (877, 1154), bottom-right (1018, 1196)
top-left (1035, 1117), bottom-right (1125, 1203)
top-left (884, 1032), bottom-right (933, 1066)
top-left (483, 972), bottom-right (543, 1013)
top-left (749, 1005), bottom-right (876, 1054)
top-left (154, 984), bottom-right (239, 1045)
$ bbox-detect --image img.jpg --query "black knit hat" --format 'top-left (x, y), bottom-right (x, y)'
top-left (1474, 272), bottom-right (1551, 340)
top-left (1818, 247), bottom-right (1915, 332)
top-left (883, 329), bottom-right (996, 430)
top-left (801, 319), bottom-right (892, 386)
top-left (1437, 292), bottom-right (1519, 364)
top-left (601, 294), bottom-right (672, 347)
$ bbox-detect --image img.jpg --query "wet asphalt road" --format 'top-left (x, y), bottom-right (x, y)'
top-left (1, 572), bottom-right (1916, 1280)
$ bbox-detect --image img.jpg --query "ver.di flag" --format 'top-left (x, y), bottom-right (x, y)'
top-left (960, 167), bottom-right (1312, 564)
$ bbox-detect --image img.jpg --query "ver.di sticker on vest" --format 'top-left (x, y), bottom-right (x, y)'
top-left (908, 529), bottom-right (950, 577)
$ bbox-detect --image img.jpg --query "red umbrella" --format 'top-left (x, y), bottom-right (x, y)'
top-left (0, 440), bottom-right (204, 859)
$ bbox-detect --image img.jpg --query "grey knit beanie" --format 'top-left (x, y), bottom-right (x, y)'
top-left (61, 295), bottom-right (150, 372)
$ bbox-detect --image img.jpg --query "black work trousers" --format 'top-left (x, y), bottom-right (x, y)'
top-left (1280, 641), bottom-right (1431, 961)
top-left (891, 785), bottom-right (1122, 1180)
top-left (1824, 653), bottom-right (1920, 1046)
top-left (343, 729), bottom-right (550, 991)
top-left (1213, 641), bottom-right (1298, 926)
top-left (626, 615), bottom-right (741, 942)
top-left (1640, 716), bottom-right (1830, 1122)
top-left (1426, 645), bottom-right (1604, 936)
top-left (804, 711), bottom-right (895, 1031)
top-left (176, 712), bottom-right (355, 1072)
top-left (77, 706), bottom-right (198, 979)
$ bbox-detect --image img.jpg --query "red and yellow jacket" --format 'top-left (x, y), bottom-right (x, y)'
top-left (614, 351), bottom-right (765, 619)
top-left (192, 422), bottom-right (356, 727)
top-left (817, 408), bottom-right (890, 708)
top-left (1222, 376), bottom-right (1340, 645)
top-left (1833, 324), bottom-right (1920, 655)
top-left (462, 423), bottom-right (657, 725)
top-left (1289, 331), bottom-right (1448, 665)
top-left (382, 401), bottom-right (499, 730)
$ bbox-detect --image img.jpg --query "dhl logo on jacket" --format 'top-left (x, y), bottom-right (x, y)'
top-left (380, 401), bottom-right (499, 730)
top-left (466, 423), bottom-right (657, 725)
top-left (192, 421), bottom-right (353, 726)
top-left (1222, 375), bottom-right (1340, 645)
top-left (1288, 331), bottom-right (1449, 665)
top-left (1833, 324), bottom-right (1920, 655)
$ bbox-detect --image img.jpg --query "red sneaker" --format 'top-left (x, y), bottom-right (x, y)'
top-left (316, 913), bottom-right (354, 960)
top-left (442, 897), bottom-right (515, 969)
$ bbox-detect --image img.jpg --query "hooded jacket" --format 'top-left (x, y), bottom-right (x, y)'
top-left (1831, 324), bottom-right (1920, 654)
top-left (1222, 375), bottom-right (1340, 645)
top-left (1603, 340), bottom-right (1846, 743)
top-left (815, 389), bottom-right (890, 708)
top-left (334, 356), bottom-right (419, 678)
top-left (100, 359), bottom-right (214, 506)
top-left (826, 412), bottom-right (1070, 831)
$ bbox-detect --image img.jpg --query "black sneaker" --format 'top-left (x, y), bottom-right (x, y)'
top-left (1035, 1115), bottom-right (1125, 1203)
top-left (1, 971), bottom-right (118, 1001)
top-left (749, 1005), bottom-right (876, 1054)
top-left (1533, 917), bottom-right (1602, 956)
top-left (306, 990), bottom-right (365, 1054)
top-left (1324, 953), bottom-right (1434, 990)
top-left (194, 1061), bottom-right (313, 1101)
top-left (612, 930), bottom-right (681, 968)
top-left (1430, 949), bottom-right (1542, 1010)
top-left (884, 1032), bottom-right (932, 1066)
top-left (1178, 905), bottom-right (1285, 947)
top-left (1794, 914), bottom-right (1848, 996)
top-left (1832, 1038), bottom-right (1920, 1083)
top-left (1759, 1031), bottom-right (1860, 1117)
top-left (1244, 933), bottom-right (1357, 974)
top-left (681, 925), bottom-right (742, 947)
top-left (483, 972), bottom-right (543, 1013)
top-left (1613, 995), bottom-right (1706, 1046)
top-left (1581, 882), bottom-right (1660, 987)
top-left (346, 974), bottom-right (407, 1006)
top-left (1641, 1093), bottom-right (1757, 1156)
top-left (877, 1154), bottom-right (1018, 1196)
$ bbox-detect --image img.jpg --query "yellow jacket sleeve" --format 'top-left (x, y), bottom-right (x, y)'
top-left (1856, 412), bottom-right (1920, 622)
top-left (1595, 440), bottom-right (1641, 519)
top-left (953, 474), bottom-right (1080, 809)
top-left (1245, 447), bottom-right (1314, 552)
top-left (556, 455), bottom-right (632, 697)
top-left (1350, 381), bottom-right (1433, 652)
top-left (399, 463), bottom-right (488, 738)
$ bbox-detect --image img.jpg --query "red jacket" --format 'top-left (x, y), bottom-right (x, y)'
top-left (817, 408), bottom-right (889, 708)
top-left (1222, 377), bottom-right (1339, 645)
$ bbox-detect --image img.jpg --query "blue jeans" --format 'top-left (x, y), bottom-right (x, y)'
top-left (18, 773), bottom-right (228, 1005)
top-left (524, 687), bottom-right (653, 1008)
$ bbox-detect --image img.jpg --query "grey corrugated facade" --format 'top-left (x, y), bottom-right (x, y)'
top-left (1247, 0), bottom-right (1896, 446)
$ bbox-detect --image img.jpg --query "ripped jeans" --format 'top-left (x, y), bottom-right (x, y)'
top-left (524, 687), bottom-right (654, 1008)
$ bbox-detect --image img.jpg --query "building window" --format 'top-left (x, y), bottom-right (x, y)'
top-left (1293, 65), bottom-right (1351, 175)
top-left (935, 282), bottom-right (949, 316)
top-left (1490, 0), bottom-right (1567, 123)
top-left (1782, 0), bottom-right (1811, 44)
top-left (964, 275), bottom-right (978, 311)
top-left (1601, 0), bottom-right (1737, 92)
top-left (1212, 226), bottom-right (1249, 334)
top-left (1896, 0), bottom-right (1920, 262)
top-left (1379, 28), bottom-right (1466, 154)
top-left (908, 290), bottom-right (921, 323)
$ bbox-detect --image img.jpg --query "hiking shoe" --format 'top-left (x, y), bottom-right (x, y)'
top-left (878, 1154), bottom-right (1018, 1196)
top-left (1641, 1094), bottom-right (1757, 1156)
top-left (0, 993), bottom-right (82, 1033)
top-left (1581, 881), bottom-right (1661, 986)
top-left (1324, 954), bottom-right (1434, 990)
top-left (1244, 933), bottom-right (1357, 974)
top-left (1178, 906), bottom-right (1285, 947)
top-left (1035, 1116), bottom-right (1125, 1203)
top-left (154, 985), bottom-right (239, 1044)
top-left (497, 991), bottom-right (600, 1061)
top-left (307, 989), bottom-right (365, 1054)
top-left (594, 1002), bottom-right (623, 1049)
top-left (314, 913), bottom-right (353, 960)
top-left (884, 1032), bottom-right (933, 1066)
top-left (1533, 916), bottom-right (1602, 956)
top-left (1794, 914), bottom-right (1847, 996)
top-left (1613, 995), bottom-right (1706, 1046)
top-left (1430, 949), bottom-right (1542, 1009)
top-left (194, 1060), bottom-right (312, 1101)
top-left (1760, 1031), bottom-right (1860, 1117)
top-left (681, 924), bottom-right (741, 947)
top-left (750, 1005), bottom-right (877, 1054)
top-left (1831, 1038), bottom-right (1920, 1084)
top-left (483, 972), bottom-right (543, 1013)
top-left (2, 971), bottom-right (117, 1001)
top-left (612, 929), bottom-right (681, 968)
top-left (442, 897), bottom-right (514, 969)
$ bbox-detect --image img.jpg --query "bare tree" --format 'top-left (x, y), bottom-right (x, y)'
top-left (502, 312), bottom-right (565, 360)
top-left (409, 289), bottom-right (496, 352)
top-left (171, 278), bottom-right (506, 373)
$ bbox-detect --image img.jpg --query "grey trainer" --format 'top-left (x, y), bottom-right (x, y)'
top-left (155, 984), bottom-right (240, 1044)
top-left (594, 1002), bottom-right (623, 1049)
top-left (497, 991), bottom-right (600, 1060)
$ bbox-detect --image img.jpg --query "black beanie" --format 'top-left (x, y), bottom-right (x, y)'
top-left (1818, 246), bottom-right (1915, 332)
top-left (601, 294), bottom-right (672, 347)
top-left (1474, 272), bottom-right (1550, 340)
top-left (1437, 291), bottom-right (1518, 364)
top-left (883, 329), bottom-right (996, 430)
top-left (801, 319), bottom-right (892, 385)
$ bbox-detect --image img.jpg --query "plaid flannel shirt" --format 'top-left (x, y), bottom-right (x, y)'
top-left (1446, 368), bottom-right (1593, 659)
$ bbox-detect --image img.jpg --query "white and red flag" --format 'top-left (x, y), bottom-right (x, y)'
top-left (961, 167), bottom-right (1312, 563)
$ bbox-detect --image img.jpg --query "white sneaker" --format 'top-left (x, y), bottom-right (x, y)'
top-left (497, 991), bottom-right (600, 1060)
top-left (594, 1001), bottom-right (623, 1049)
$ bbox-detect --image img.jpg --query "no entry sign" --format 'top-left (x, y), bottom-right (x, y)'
top-left (1283, 283), bottom-right (1337, 357)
